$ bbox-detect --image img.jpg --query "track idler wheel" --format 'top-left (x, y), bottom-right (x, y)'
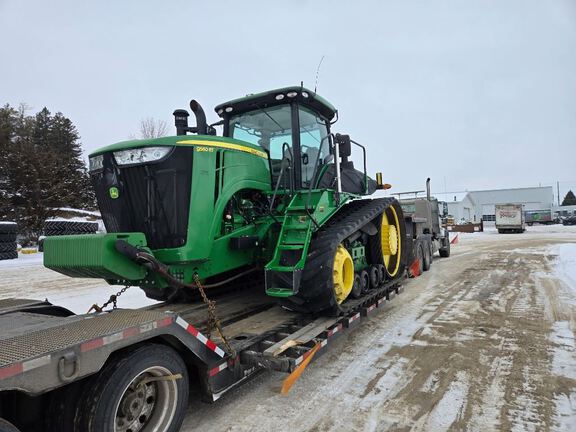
top-left (369, 201), bottom-right (406, 280)
top-left (332, 244), bottom-right (355, 304)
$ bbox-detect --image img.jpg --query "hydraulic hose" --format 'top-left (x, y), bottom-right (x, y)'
top-left (115, 240), bottom-right (257, 290)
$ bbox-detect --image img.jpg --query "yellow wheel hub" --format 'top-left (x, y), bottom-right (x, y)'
top-left (332, 244), bottom-right (354, 304)
top-left (381, 224), bottom-right (398, 256)
top-left (380, 205), bottom-right (402, 277)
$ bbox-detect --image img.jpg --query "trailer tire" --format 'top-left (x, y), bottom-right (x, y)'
top-left (0, 418), bottom-right (20, 432)
top-left (75, 344), bottom-right (189, 432)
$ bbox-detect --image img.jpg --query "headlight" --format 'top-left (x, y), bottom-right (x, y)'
top-left (113, 147), bottom-right (172, 166)
top-left (89, 155), bottom-right (104, 171)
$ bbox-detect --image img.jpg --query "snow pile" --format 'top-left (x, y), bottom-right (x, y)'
top-left (553, 243), bottom-right (576, 289)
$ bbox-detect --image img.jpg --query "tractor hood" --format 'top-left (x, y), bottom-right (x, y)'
top-left (89, 135), bottom-right (268, 158)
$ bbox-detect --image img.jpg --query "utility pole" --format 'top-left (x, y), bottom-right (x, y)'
top-left (557, 181), bottom-right (560, 206)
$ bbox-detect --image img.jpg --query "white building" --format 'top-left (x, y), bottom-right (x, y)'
top-left (442, 186), bottom-right (554, 224)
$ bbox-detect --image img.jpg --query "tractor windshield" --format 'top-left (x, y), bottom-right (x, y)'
top-left (229, 104), bottom-right (330, 188)
top-left (230, 105), bottom-right (293, 186)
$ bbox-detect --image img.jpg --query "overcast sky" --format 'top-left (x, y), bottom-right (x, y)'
top-left (1, 0), bottom-right (575, 201)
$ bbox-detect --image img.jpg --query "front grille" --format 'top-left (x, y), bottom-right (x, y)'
top-left (91, 147), bottom-right (193, 249)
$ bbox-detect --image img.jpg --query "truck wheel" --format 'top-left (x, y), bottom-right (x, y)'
top-left (75, 344), bottom-right (189, 432)
top-left (439, 240), bottom-right (450, 258)
top-left (415, 244), bottom-right (424, 276)
top-left (422, 243), bottom-right (431, 271)
top-left (0, 418), bottom-right (20, 432)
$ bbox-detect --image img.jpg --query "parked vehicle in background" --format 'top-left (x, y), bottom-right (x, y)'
top-left (524, 209), bottom-right (555, 226)
top-left (400, 179), bottom-right (451, 275)
top-left (563, 216), bottom-right (576, 226)
top-left (495, 204), bottom-right (525, 233)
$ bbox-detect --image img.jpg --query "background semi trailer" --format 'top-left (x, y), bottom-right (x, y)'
top-left (495, 203), bottom-right (525, 234)
top-left (524, 209), bottom-right (555, 226)
top-left (0, 87), bottom-right (413, 432)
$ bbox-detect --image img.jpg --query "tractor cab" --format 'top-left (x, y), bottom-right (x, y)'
top-left (214, 87), bottom-right (377, 196)
top-left (215, 87), bottom-right (338, 192)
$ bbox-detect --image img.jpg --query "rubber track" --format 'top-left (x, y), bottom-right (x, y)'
top-left (282, 198), bottom-right (400, 314)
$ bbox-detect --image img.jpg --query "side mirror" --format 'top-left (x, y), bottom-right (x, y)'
top-left (334, 134), bottom-right (351, 158)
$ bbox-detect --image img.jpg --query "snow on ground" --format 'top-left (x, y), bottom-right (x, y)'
top-left (2, 225), bottom-right (576, 431)
top-left (0, 252), bottom-right (156, 314)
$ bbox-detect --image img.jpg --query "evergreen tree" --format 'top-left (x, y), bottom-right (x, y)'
top-left (562, 190), bottom-right (576, 206)
top-left (0, 104), bottom-right (95, 239)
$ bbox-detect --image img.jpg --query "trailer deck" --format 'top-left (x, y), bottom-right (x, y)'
top-left (0, 279), bottom-right (403, 404)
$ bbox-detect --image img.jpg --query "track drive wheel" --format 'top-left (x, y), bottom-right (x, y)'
top-left (369, 201), bottom-right (405, 279)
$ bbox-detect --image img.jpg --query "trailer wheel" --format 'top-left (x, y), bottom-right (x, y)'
top-left (0, 418), bottom-right (20, 432)
top-left (76, 344), bottom-right (189, 432)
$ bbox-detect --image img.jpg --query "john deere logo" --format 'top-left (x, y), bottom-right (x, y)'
top-left (109, 187), bottom-right (119, 199)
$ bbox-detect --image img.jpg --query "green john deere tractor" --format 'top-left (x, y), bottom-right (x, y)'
top-left (44, 87), bottom-right (407, 314)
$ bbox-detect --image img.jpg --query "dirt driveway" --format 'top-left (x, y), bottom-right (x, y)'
top-left (1, 227), bottom-right (575, 431)
top-left (181, 227), bottom-right (576, 431)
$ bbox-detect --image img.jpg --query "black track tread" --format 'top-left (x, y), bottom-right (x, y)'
top-left (282, 198), bottom-right (402, 314)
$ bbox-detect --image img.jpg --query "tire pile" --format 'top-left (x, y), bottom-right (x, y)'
top-left (0, 222), bottom-right (18, 261)
top-left (39, 220), bottom-right (99, 252)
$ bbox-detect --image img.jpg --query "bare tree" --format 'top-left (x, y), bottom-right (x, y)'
top-left (139, 117), bottom-right (168, 139)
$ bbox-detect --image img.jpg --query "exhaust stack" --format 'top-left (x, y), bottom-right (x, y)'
top-left (189, 100), bottom-right (207, 135)
top-left (426, 178), bottom-right (431, 201)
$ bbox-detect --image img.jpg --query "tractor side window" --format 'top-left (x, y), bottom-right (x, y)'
top-left (299, 107), bottom-right (329, 188)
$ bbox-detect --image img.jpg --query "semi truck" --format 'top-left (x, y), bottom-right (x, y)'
top-left (399, 179), bottom-right (451, 275)
top-left (495, 203), bottom-right (525, 233)
top-left (0, 87), bottom-right (418, 432)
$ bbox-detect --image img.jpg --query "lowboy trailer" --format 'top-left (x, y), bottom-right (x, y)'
top-left (0, 277), bottom-right (403, 432)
